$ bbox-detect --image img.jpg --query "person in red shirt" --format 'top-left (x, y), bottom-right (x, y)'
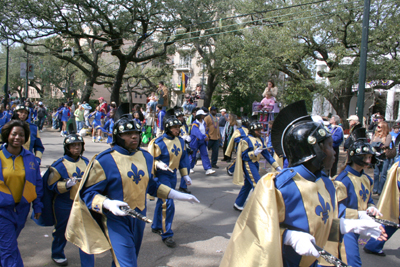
top-left (98, 97), bottom-right (108, 114)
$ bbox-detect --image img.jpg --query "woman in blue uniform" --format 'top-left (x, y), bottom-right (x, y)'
top-left (4, 105), bottom-right (45, 164)
top-left (220, 100), bottom-right (386, 267)
top-left (60, 103), bottom-right (70, 137)
top-left (327, 127), bottom-right (381, 267)
top-left (0, 120), bottom-right (43, 267)
top-left (65, 104), bottom-right (199, 267)
top-left (42, 134), bottom-right (94, 266)
top-left (88, 105), bottom-right (106, 142)
top-left (99, 108), bottom-right (115, 144)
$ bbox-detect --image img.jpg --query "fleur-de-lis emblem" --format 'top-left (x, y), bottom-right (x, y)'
top-left (72, 167), bottom-right (85, 178)
top-left (359, 183), bottom-right (369, 202)
top-left (29, 162), bottom-right (35, 170)
top-left (171, 144), bottom-right (181, 156)
top-left (127, 163), bottom-right (145, 184)
top-left (254, 140), bottom-right (262, 148)
top-left (315, 193), bottom-right (331, 224)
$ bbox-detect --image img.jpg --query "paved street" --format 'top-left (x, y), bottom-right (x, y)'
top-left (18, 128), bottom-right (400, 267)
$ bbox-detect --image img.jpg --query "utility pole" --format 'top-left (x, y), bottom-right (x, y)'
top-left (4, 39), bottom-right (9, 109)
top-left (25, 51), bottom-right (29, 100)
top-left (356, 0), bottom-right (371, 126)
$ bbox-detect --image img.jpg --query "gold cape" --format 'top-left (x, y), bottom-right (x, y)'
top-left (65, 155), bottom-right (112, 254)
top-left (376, 161), bottom-right (399, 223)
top-left (232, 139), bottom-right (245, 186)
top-left (220, 173), bottom-right (283, 267)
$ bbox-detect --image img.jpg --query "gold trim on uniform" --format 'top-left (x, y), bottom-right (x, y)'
top-left (162, 199), bottom-right (167, 232)
top-left (35, 150), bottom-right (43, 160)
top-left (157, 184), bottom-right (171, 199)
top-left (92, 194), bottom-right (107, 214)
top-left (84, 160), bottom-right (107, 188)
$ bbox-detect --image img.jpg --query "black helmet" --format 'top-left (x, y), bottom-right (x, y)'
top-left (164, 109), bottom-right (182, 136)
top-left (241, 117), bottom-right (250, 128)
top-left (12, 104), bottom-right (30, 120)
top-left (248, 121), bottom-right (263, 137)
top-left (271, 100), bottom-right (331, 169)
top-left (112, 103), bottom-right (142, 151)
top-left (63, 134), bottom-right (85, 157)
top-left (348, 127), bottom-right (377, 167)
top-left (175, 110), bottom-right (184, 118)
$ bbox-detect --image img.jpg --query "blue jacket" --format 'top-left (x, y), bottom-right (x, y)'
top-left (0, 145), bottom-right (43, 214)
top-left (329, 125), bottom-right (344, 149)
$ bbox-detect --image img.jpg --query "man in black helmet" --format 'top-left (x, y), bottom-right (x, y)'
top-left (148, 111), bottom-right (193, 248)
top-left (220, 100), bottom-right (386, 267)
top-left (66, 104), bottom-right (199, 267)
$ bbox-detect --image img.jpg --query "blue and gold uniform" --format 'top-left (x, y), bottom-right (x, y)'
top-left (221, 166), bottom-right (340, 267)
top-left (364, 159), bottom-right (400, 255)
top-left (226, 126), bottom-right (249, 174)
top-left (66, 145), bottom-right (171, 267)
top-left (46, 155), bottom-right (94, 265)
top-left (0, 144), bottom-right (43, 267)
top-left (233, 134), bottom-right (279, 208)
top-left (149, 133), bottom-right (190, 240)
top-left (179, 123), bottom-right (191, 190)
top-left (99, 117), bottom-right (114, 144)
top-left (324, 165), bottom-right (375, 266)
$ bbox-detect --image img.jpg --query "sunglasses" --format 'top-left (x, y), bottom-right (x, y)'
top-left (377, 125), bottom-right (382, 128)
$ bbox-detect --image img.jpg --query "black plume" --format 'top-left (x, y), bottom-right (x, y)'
top-left (114, 103), bottom-right (132, 122)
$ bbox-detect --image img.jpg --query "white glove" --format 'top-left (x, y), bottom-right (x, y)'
top-left (183, 135), bottom-right (191, 142)
top-left (102, 199), bottom-right (129, 216)
top-left (276, 166), bottom-right (282, 172)
top-left (183, 175), bottom-right (192, 185)
top-left (358, 211), bottom-right (373, 221)
top-left (156, 161), bottom-right (169, 171)
top-left (168, 189), bottom-right (200, 204)
top-left (254, 147), bottom-right (263, 156)
top-left (340, 218), bottom-right (382, 239)
top-left (66, 178), bottom-right (77, 189)
top-left (367, 206), bottom-right (383, 217)
top-left (283, 230), bottom-right (320, 258)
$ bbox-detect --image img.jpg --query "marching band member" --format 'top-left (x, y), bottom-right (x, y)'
top-left (1, 104), bottom-right (45, 164)
top-left (149, 110), bottom-right (192, 247)
top-left (0, 120), bottom-right (43, 266)
top-left (220, 100), bottom-right (386, 267)
top-left (38, 132), bottom-right (94, 266)
top-left (176, 110), bottom-right (192, 193)
top-left (232, 120), bottom-right (280, 211)
top-left (66, 104), bottom-right (199, 267)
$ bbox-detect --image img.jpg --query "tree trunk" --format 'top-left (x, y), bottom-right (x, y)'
top-left (80, 78), bottom-right (96, 103)
top-left (110, 60), bottom-right (128, 105)
top-left (330, 86), bottom-right (353, 129)
top-left (204, 73), bottom-right (217, 108)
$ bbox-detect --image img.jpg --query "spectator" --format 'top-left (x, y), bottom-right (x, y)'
top-left (183, 92), bottom-right (198, 114)
top-left (204, 106), bottom-right (220, 168)
top-left (157, 81), bottom-right (169, 109)
top-left (74, 104), bottom-right (85, 133)
top-left (156, 104), bottom-right (166, 138)
top-left (259, 90), bottom-right (275, 122)
top-left (147, 92), bottom-right (158, 113)
top-left (219, 109), bottom-right (228, 147)
top-left (222, 113), bottom-right (238, 162)
top-left (36, 102), bottom-right (47, 132)
top-left (262, 79), bottom-right (278, 98)
top-left (195, 84), bottom-right (205, 99)
top-left (133, 104), bottom-right (144, 122)
top-left (371, 121), bottom-right (391, 195)
top-left (390, 123), bottom-right (400, 143)
top-left (328, 115), bottom-right (344, 176)
top-left (368, 113), bottom-right (384, 133)
top-left (52, 108), bottom-right (58, 129)
top-left (344, 115), bottom-right (360, 151)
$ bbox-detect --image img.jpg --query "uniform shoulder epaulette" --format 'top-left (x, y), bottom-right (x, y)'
top-left (96, 148), bottom-right (113, 159)
top-left (333, 170), bottom-right (348, 182)
top-left (51, 157), bottom-right (65, 167)
top-left (275, 168), bottom-right (297, 189)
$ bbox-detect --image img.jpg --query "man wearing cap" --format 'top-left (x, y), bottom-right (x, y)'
top-left (344, 115), bottom-right (360, 151)
top-left (37, 102), bottom-right (47, 132)
top-left (189, 109), bottom-right (215, 175)
top-left (205, 106), bottom-right (221, 168)
top-left (219, 109), bottom-right (228, 147)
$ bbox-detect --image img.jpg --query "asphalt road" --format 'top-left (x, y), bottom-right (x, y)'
top-left (18, 128), bottom-right (400, 267)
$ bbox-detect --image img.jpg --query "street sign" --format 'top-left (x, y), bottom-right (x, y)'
top-left (20, 62), bottom-right (34, 79)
